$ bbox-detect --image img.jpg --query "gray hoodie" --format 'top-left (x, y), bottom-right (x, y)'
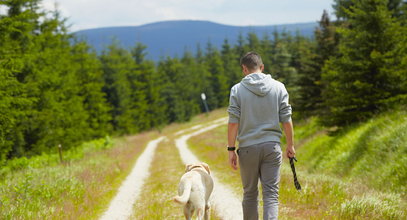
top-left (227, 72), bottom-right (292, 148)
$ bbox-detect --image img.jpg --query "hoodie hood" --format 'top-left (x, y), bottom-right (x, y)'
top-left (241, 73), bottom-right (273, 96)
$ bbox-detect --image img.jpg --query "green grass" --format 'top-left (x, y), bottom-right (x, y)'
top-left (131, 139), bottom-right (186, 219)
top-left (1, 108), bottom-right (405, 219)
top-left (188, 109), bottom-right (407, 219)
top-left (0, 136), bottom-right (113, 177)
top-left (0, 108), bottom-right (227, 219)
top-left (337, 192), bottom-right (405, 219)
top-left (0, 133), bottom-right (156, 219)
top-left (299, 110), bottom-right (407, 195)
top-left (0, 137), bottom-right (115, 219)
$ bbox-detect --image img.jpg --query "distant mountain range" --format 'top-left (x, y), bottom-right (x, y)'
top-left (74, 20), bottom-right (317, 61)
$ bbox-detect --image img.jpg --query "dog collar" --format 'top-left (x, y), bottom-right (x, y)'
top-left (189, 165), bottom-right (203, 171)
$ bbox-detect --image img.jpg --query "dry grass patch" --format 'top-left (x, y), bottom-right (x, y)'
top-left (88, 133), bottom-right (157, 218)
top-left (131, 139), bottom-right (186, 219)
top-left (159, 108), bottom-right (227, 135)
top-left (53, 132), bottom-right (157, 219)
top-left (0, 130), bottom-right (158, 219)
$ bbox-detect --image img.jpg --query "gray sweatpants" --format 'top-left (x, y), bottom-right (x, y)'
top-left (237, 141), bottom-right (282, 220)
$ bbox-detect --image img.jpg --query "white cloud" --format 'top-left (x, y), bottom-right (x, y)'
top-left (40, 0), bottom-right (333, 31)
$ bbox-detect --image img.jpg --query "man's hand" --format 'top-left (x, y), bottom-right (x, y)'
top-left (286, 145), bottom-right (296, 158)
top-left (229, 151), bottom-right (238, 170)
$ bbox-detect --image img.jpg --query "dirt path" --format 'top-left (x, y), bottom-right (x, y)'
top-left (100, 117), bottom-right (240, 220)
top-left (100, 136), bottom-right (165, 220)
top-left (175, 117), bottom-right (244, 220)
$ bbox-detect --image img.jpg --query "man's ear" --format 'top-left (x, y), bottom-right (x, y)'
top-left (241, 65), bottom-right (248, 74)
top-left (260, 64), bottom-right (264, 72)
top-left (201, 162), bottom-right (211, 175)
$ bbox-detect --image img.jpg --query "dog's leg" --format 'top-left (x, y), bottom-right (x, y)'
top-left (204, 202), bottom-right (211, 220)
top-left (183, 203), bottom-right (193, 220)
top-left (197, 205), bottom-right (206, 220)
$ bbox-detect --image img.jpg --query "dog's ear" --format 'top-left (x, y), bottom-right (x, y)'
top-left (201, 162), bottom-right (210, 175)
top-left (185, 164), bottom-right (193, 173)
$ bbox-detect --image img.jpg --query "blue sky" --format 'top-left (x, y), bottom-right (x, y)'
top-left (38, 0), bottom-right (335, 31)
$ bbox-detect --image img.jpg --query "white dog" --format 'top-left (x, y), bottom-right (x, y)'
top-left (174, 162), bottom-right (214, 220)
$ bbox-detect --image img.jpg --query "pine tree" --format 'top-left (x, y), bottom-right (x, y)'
top-left (322, 0), bottom-right (405, 126)
top-left (0, 0), bottom-right (93, 155)
top-left (260, 33), bottom-right (274, 74)
top-left (379, 4), bottom-right (407, 106)
top-left (195, 44), bottom-right (215, 112)
top-left (0, 0), bottom-right (41, 158)
top-left (235, 33), bottom-right (247, 59)
top-left (334, 0), bottom-right (406, 20)
top-left (128, 44), bottom-right (151, 131)
top-left (180, 51), bottom-right (203, 118)
top-left (28, 10), bottom-right (92, 153)
top-left (270, 35), bottom-right (297, 88)
top-left (71, 41), bottom-right (112, 137)
top-left (100, 42), bottom-right (139, 134)
top-left (205, 42), bottom-right (228, 107)
top-left (131, 43), bottom-right (164, 129)
top-left (0, 68), bottom-right (32, 162)
top-left (246, 32), bottom-right (261, 52)
top-left (289, 32), bottom-right (316, 114)
top-left (221, 39), bottom-right (241, 89)
top-left (156, 57), bottom-right (187, 122)
top-left (296, 10), bottom-right (338, 116)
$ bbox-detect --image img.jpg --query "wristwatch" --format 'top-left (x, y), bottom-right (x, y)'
top-left (227, 146), bottom-right (236, 151)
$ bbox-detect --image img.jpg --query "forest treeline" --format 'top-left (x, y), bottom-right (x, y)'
top-left (1, 0), bottom-right (406, 163)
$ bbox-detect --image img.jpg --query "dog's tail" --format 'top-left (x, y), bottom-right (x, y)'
top-left (173, 180), bottom-right (191, 205)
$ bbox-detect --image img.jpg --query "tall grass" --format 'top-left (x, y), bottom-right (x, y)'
top-left (0, 108), bottom-right (227, 219)
top-left (1, 108), bottom-right (405, 219)
top-left (338, 193), bottom-right (405, 219)
top-left (0, 136), bottom-right (113, 177)
top-left (0, 163), bottom-right (86, 219)
top-left (0, 133), bottom-right (155, 219)
top-left (0, 137), bottom-right (113, 219)
top-left (188, 109), bottom-right (407, 219)
top-left (299, 110), bottom-right (407, 194)
top-left (131, 138), bottom-right (200, 219)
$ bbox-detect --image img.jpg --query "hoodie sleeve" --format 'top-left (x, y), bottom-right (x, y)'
top-left (279, 84), bottom-right (292, 123)
top-left (227, 85), bottom-right (240, 123)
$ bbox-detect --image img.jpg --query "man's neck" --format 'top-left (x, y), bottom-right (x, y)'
top-left (244, 69), bottom-right (262, 76)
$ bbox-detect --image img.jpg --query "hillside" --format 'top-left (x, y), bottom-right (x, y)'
top-left (296, 110), bottom-right (407, 194)
top-left (73, 20), bottom-right (317, 61)
top-left (1, 109), bottom-right (405, 219)
top-left (187, 109), bottom-right (407, 219)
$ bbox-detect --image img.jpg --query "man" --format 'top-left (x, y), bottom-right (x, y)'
top-left (227, 52), bottom-right (295, 220)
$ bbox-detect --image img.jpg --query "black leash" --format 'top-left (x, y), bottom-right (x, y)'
top-left (289, 157), bottom-right (302, 191)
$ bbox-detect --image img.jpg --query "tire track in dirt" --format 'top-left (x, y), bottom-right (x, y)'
top-left (100, 117), bottom-right (237, 220)
top-left (100, 136), bottom-right (165, 220)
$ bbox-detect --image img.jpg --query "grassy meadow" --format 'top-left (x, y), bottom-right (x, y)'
top-left (0, 133), bottom-right (158, 219)
top-left (0, 109), bottom-right (226, 219)
top-left (187, 109), bottom-right (407, 219)
top-left (0, 108), bottom-right (405, 219)
top-left (1, 1), bottom-right (406, 219)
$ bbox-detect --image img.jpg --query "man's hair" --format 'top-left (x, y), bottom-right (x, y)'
top-left (240, 52), bottom-right (263, 71)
